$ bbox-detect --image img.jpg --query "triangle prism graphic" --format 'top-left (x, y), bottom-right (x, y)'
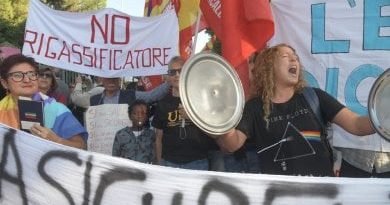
top-left (274, 122), bottom-right (316, 162)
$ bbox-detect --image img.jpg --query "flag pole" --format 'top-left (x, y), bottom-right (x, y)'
top-left (191, 9), bottom-right (202, 56)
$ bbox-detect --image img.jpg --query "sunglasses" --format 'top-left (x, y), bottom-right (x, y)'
top-left (167, 69), bottom-right (181, 76)
top-left (38, 73), bottom-right (53, 79)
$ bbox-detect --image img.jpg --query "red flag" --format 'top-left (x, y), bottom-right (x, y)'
top-left (138, 76), bottom-right (165, 91)
top-left (200, 0), bottom-right (274, 96)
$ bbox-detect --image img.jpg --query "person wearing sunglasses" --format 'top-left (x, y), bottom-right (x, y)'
top-left (0, 54), bottom-right (87, 149)
top-left (152, 56), bottom-right (218, 170)
top-left (38, 67), bottom-right (67, 105)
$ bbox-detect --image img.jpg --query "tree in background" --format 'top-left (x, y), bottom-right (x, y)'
top-left (0, 0), bottom-right (29, 47)
top-left (43, 0), bottom-right (106, 12)
top-left (0, 0), bottom-right (106, 47)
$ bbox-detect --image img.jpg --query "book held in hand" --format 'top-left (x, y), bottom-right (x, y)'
top-left (18, 96), bottom-right (44, 132)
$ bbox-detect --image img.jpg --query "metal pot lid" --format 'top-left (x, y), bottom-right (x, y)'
top-left (179, 53), bottom-right (244, 135)
top-left (368, 68), bottom-right (390, 141)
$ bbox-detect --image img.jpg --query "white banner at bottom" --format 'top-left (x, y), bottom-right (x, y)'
top-left (1, 123), bottom-right (390, 205)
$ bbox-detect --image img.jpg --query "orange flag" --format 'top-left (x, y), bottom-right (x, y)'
top-left (145, 0), bottom-right (206, 59)
top-left (142, 0), bottom-right (206, 91)
top-left (200, 0), bottom-right (274, 96)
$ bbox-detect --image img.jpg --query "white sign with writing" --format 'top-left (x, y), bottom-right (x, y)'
top-left (1, 124), bottom-right (390, 204)
top-left (85, 104), bottom-right (131, 155)
top-left (270, 0), bottom-right (390, 151)
top-left (22, 0), bottom-right (179, 77)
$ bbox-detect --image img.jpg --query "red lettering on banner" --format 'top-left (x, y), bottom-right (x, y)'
top-left (90, 14), bottom-right (130, 45)
top-left (24, 31), bottom-right (173, 72)
top-left (113, 49), bottom-right (122, 70)
top-left (45, 36), bottom-right (59, 59)
top-left (124, 51), bottom-right (134, 69)
top-left (163, 48), bottom-right (171, 65)
top-left (94, 47), bottom-right (98, 68)
top-left (134, 50), bottom-right (142, 68)
top-left (72, 44), bottom-right (82, 65)
top-left (108, 50), bottom-right (112, 70)
top-left (142, 48), bottom-right (151, 67)
top-left (23, 30), bottom-right (37, 54)
top-left (58, 41), bottom-right (71, 62)
top-left (152, 48), bottom-right (162, 66)
top-left (98, 49), bottom-right (108, 69)
top-left (37, 33), bottom-right (45, 55)
top-left (91, 14), bottom-right (109, 44)
top-left (83, 47), bottom-right (93, 67)
top-left (111, 15), bottom-right (130, 45)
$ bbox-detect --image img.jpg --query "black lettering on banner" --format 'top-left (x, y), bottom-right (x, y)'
top-left (82, 156), bottom-right (93, 205)
top-left (38, 151), bottom-right (83, 205)
top-left (263, 183), bottom-right (340, 205)
top-left (0, 129), bottom-right (28, 205)
top-left (198, 179), bottom-right (249, 205)
top-left (93, 166), bottom-right (146, 205)
top-left (142, 192), bottom-right (153, 205)
top-left (171, 192), bottom-right (183, 205)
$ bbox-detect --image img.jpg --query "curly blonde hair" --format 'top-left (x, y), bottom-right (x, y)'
top-left (251, 44), bottom-right (306, 128)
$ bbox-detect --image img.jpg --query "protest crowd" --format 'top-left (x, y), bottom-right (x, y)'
top-left (1, 49), bottom-right (388, 178)
top-left (0, 0), bottom-right (390, 204)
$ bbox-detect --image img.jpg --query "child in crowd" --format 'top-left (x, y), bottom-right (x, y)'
top-left (112, 100), bottom-right (156, 164)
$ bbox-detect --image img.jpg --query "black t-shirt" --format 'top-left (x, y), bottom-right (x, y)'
top-left (237, 88), bottom-right (344, 176)
top-left (152, 94), bottom-right (217, 164)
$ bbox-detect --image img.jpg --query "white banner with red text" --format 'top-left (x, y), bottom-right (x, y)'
top-left (1, 123), bottom-right (390, 205)
top-left (270, 0), bottom-right (390, 151)
top-left (22, 0), bottom-right (179, 78)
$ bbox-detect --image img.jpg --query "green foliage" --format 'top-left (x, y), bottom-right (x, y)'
top-left (43, 0), bottom-right (106, 12)
top-left (0, 0), bottom-right (106, 47)
top-left (0, 0), bottom-right (15, 21)
top-left (0, 0), bottom-right (28, 47)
